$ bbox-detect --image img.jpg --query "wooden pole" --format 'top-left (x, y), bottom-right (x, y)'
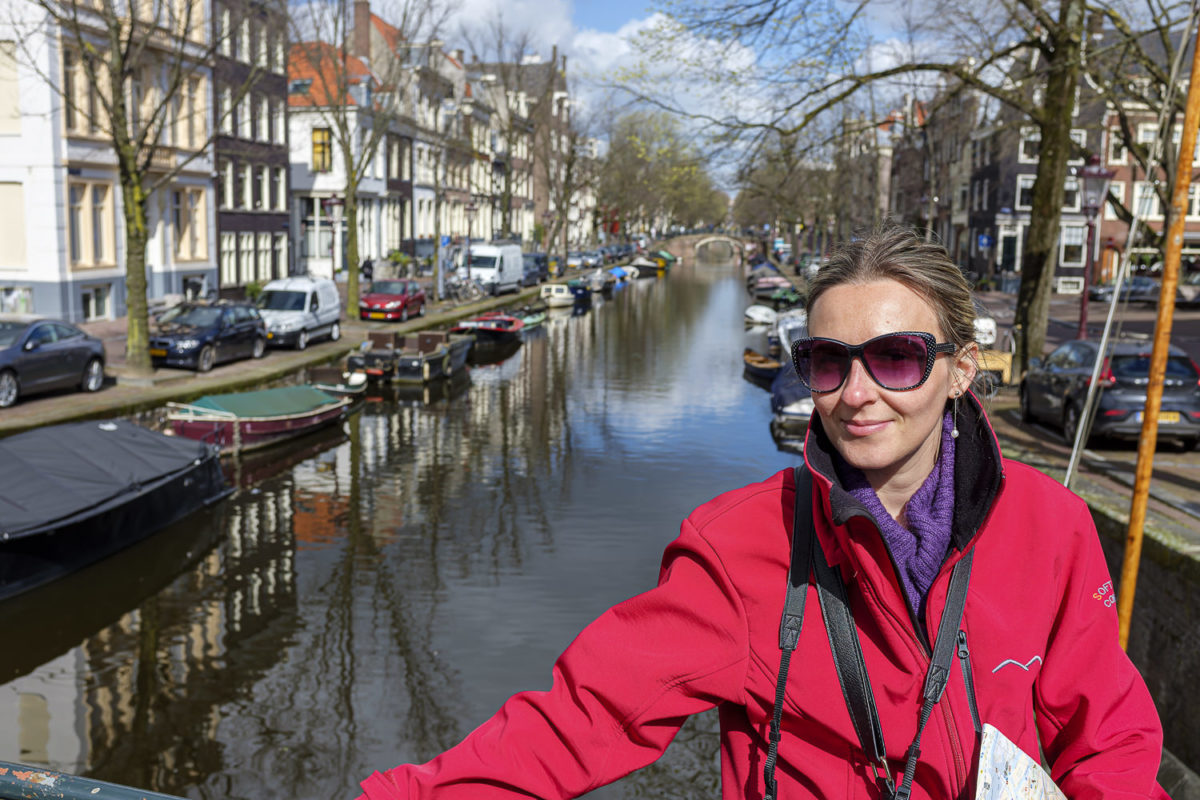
top-left (1117, 23), bottom-right (1200, 650)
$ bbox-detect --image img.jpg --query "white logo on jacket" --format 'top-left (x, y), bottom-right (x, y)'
top-left (992, 655), bottom-right (1043, 674)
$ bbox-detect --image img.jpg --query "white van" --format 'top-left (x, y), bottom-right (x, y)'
top-left (256, 276), bottom-right (342, 350)
top-left (465, 243), bottom-right (524, 295)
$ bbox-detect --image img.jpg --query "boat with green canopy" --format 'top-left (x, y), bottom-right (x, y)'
top-left (165, 385), bottom-right (351, 453)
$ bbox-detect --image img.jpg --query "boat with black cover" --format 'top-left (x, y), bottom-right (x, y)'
top-left (0, 420), bottom-right (230, 602)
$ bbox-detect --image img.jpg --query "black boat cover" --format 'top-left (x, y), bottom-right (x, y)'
top-left (0, 420), bottom-right (217, 540)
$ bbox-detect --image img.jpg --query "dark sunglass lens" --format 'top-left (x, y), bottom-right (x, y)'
top-left (863, 334), bottom-right (927, 389)
top-left (806, 340), bottom-right (850, 391)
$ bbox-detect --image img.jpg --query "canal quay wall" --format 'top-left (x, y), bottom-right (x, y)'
top-left (674, 233), bottom-right (1200, 796)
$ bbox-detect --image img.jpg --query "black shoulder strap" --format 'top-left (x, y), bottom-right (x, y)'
top-left (764, 466), bottom-right (976, 800)
top-left (762, 466), bottom-right (813, 800)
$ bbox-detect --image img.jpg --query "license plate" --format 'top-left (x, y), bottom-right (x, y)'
top-left (149, 348), bottom-right (167, 357)
top-left (369, 312), bottom-right (386, 319)
top-left (1138, 411), bottom-right (1181, 423)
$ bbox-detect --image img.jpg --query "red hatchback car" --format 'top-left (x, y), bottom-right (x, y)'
top-left (359, 280), bottom-right (427, 321)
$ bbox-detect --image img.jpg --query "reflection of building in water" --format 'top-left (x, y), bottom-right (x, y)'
top-left (0, 485), bottom-right (298, 789)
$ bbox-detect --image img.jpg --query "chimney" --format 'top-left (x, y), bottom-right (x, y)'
top-left (354, 0), bottom-right (370, 59)
top-left (453, 48), bottom-right (464, 64)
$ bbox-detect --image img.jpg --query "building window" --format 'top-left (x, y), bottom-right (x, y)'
top-left (1108, 130), bottom-right (1127, 165)
top-left (1189, 185), bottom-right (1200, 220)
top-left (272, 166), bottom-right (286, 210)
top-left (1019, 126), bottom-right (1040, 163)
top-left (0, 286), bottom-right (31, 313)
top-left (274, 232), bottom-right (288, 277)
top-left (80, 285), bottom-right (109, 320)
top-left (238, 231), bottom-right (254, 283)
top-left (274, 100), bottom-right (285, 144)
top-left (256, 25), bottom-right (267, 67)
top-left (254, 165), bottom-right (266, 208)
top-left (220, 232), bottom-right (237, 285)
top-left (217, 159), bottom-right (232, 208)
top-left (257, 232), bottom-right (272, 280)
top-left (1134, 181), bottom-right (1162, 219)
top-left (172, 186), bottom-right (206, 260)
top-left (1062, 176), bottom-right (1080, 212)
top-left (1060, 225), bottom-right (1085, 266)
top-left (1104, 181), bottom-right (1125, 221)
top-left (242, 163), bottom-right (252, 208)
top-left (312, 127), bottom-right (332, 171)
top-left (237, 94), bottom-right (250, 139)
top-left (239, 18), bottom-right (250, 65)
top-left (219, 86), bottom-right (233, 135)
top-left (1067, 129), bottom-right (1087, 164)
top-left (218, 6), bottom-right (231, 56)
top-left (1016, 175), bottom-right (1035, 210)
top-left (66, 180), bottom-right (113, 266)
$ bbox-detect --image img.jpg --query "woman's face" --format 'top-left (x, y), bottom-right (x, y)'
top-left (807, 279), bottom-right (975, 493)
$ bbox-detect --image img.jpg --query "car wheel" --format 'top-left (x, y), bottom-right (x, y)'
top-left (81, 357), bottom-right (104, 392)
top-left (296, 330), bottom-right (308, 351)
top-left (401, 307), bottom-right (409, 322)
top-left (252, 337), bottom-right (266, 359)
top-left (1063, 403), bottom-right (1083, 445)
top-left (0, 369), bottom-right (18, 408)
top-left (198, 345), bottom-right (215, 373)
top-left (330, 322), bottom-right (341, 342)
top-left (1018, 384), bottom-right (1034, 423)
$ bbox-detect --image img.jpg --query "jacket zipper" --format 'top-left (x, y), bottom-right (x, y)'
top-left (957, 630), bottom-right (981, 733)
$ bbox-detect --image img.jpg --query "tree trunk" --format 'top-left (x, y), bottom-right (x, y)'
top-left (344, 159), bottom-right (361, 316)
top-left (121, 177), bottom-right (152, 375)
top-left (1013, 0), bottom-right (1085, 379)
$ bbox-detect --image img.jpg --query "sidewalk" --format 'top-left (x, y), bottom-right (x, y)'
top-left (0, 282), bottom-right (544, 436)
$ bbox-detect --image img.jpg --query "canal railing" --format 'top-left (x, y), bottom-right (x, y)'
top-left (0, 762), bottom-right (185, 800)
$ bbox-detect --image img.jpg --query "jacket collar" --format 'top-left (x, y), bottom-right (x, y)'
top-left (802, 391), bottom-right (1004, 551)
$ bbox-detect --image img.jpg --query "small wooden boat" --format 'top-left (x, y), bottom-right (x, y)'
top-left (450, 312), bottom-right (526, 344)
top-left (744, 347), bottom-right (783, 382)
top-left (628, 256), bottom-right (660, 278)
top-left (745, 304), bottom-right (778, 326)
top-left (0, 420), bottom-right (230, 601)
top-left (166, 385), bottom-right (351, 453)
top-left (308, 365), bottom-right (369, 396)
top-left (347, 330), bottom-right (473, 383)
top-left (540, 283), bottom-right (575, 307)
top-left (511, 301), bottom-right (549, 329)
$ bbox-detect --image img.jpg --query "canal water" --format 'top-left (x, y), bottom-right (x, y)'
top-left (0, 245), bottom-right (800, 799)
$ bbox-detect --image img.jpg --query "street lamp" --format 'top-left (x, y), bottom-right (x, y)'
top-left (1076, 154), bottom-right (1117, 339)
top-left (465, 199), bottom-right (478, 283)
top-left (322, 195), bottom-right (345, 279)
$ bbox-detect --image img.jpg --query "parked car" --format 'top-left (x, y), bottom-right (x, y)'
top-left (149, 302), bottom-right (267, 372)
top-left (582, 250), bottom-right (603, 268)
top-left (359, 279), bottom-right (427, 321)
top-left (1177, 272), bottom-right (1200, 306)
top-left (256, 276), bottom-right (342, 350)
top-left (0, 316), bottom-right (106, 408)
top-left (1087, 275), bottom-right (1176, 305)
top-left (566, 251), bottom-right (584, 269)
top-left (1018, 338), bottom-right (1200, 448)
top-left (523, 252), bottom-right (549, 283)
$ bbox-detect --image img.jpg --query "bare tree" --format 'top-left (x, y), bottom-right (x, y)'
top-left (6, 0), bottom-right (273, 372)
top-left (617, 0), bottom-right (1191, 375)
top-left (288, 0), bottom-right (451, 316)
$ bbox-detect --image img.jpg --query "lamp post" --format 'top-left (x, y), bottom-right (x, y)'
top-left (465, 198), bottom-right (478, 283)
top-left (1076, 154), bottom-right (1117, 339)
top-left (322, 195), bottom-right (345, 280)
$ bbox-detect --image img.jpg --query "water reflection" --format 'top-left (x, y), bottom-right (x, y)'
top-left (0, 249), bottom-right (800, 799)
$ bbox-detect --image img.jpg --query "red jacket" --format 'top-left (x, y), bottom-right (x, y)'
top-left (359, 396), bottom-right (1168, 800)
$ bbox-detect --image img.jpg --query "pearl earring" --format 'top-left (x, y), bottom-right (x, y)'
top-left (951, 390), bottom-right (961, 439)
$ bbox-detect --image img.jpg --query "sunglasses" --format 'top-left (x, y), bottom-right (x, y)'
top-left (791, 331), bottom-right (958, 393)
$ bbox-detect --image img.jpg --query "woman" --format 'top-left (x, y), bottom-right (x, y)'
top-left (358, 226), bottom-right (1167, 800)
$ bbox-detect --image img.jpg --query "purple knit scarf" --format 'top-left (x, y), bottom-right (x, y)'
top-left (837, 411), bottom-right (956, 619)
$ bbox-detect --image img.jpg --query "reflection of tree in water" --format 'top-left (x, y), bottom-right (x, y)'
top-left (616, 711), bottom-right (721, 798)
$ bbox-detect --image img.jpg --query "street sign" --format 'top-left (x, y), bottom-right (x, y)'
top-left (978, 234), bottom-right (995, 249)
top-left (440, 235), bottom-right (451, 247)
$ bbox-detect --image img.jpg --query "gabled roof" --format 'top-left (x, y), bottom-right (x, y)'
top-left (371, 14), bottom-right (401, 52)
top-left (289, 41), bottom-right (373, 107)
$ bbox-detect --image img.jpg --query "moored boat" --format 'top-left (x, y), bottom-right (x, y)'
top-left (308, 365), bottom-right (369, 396)
top-left (743, 347), bottom-right (783, 382)
top-left (770, 361), bottom-right (814, 446)
top-left (450, 312), bottom-right (526, 344)
top-left (540, 283), bottom-right (575, 307)
top-left (745, 304), bottom-right (778, 327)
top-left (166, 385), bottom-right (351, 453)
top-left (628, 256), bottom-right (660, 277)
top-left (511, 301), bottom-right (549, 329)
top-left (0, 420), bottom-right (231, 601)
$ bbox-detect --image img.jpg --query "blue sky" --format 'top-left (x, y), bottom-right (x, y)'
top-left (571, 0), bottom-right (653, 33)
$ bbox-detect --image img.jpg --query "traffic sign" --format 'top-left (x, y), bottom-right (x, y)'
top-left (978, 234), bottom-right (995, 249)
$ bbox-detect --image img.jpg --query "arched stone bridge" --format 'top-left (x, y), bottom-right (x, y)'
top-left (659, 233), bottom-right (748, 265)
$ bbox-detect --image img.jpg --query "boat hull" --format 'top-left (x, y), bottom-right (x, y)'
top-left (169, 402), bottom-right (349, 453)
top-left (0, 444), bottom-right (228, 602)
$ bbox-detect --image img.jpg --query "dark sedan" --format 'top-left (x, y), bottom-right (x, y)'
top-left (149, 302), bottom-right (267, 372)
top-left (1087, 276), bottom-right (1181, 305)
top-left (1019, 338), bottom-right (1200, 448)
top-left (0, 316), bottom-right (106, 408)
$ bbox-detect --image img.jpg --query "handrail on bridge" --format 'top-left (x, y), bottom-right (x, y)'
top-left (0, 761), bottom-right (186, 800)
